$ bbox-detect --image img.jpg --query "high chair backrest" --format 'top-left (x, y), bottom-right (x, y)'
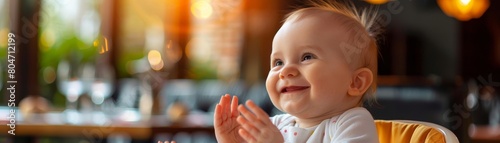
top-left (375, 120), bottom-right (459, 143)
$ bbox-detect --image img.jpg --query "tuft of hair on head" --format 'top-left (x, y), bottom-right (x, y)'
top-left (288, 0), bottom-right (383, 40)
top-left (284, 0), bottom-right (383, 105)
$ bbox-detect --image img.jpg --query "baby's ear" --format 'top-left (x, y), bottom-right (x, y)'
top-left (347, 68), bottom-right (373, 97)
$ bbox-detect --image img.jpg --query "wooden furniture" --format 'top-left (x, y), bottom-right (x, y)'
top-left (0, 111), bottom-right (214, 142)
top-left (469, 124), bottom-right (500, 143)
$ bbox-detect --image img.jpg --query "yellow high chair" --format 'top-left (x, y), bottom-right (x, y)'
top-left (375, 120), bottom-right (459, 143)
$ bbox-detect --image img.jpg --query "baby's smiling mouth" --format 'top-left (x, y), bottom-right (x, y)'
top-left (281, 86), bottom-right (310, 93)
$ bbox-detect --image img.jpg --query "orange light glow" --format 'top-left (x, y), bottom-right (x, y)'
top-left (165, 40), bottom-right (182, 66)
top-left (148, 50), bottom-right (164, 71)
top-left (191, 0), bottom-right (213, 19)
top-left (95, 37), bottom-right (110, 54)
top-left (437, 0), bottom-right (489, 21)
top-left (365, 0), bottom-right (390, 5)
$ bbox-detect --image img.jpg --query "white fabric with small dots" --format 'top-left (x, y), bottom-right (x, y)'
top-left (271, 107), bottom-right (379, 143)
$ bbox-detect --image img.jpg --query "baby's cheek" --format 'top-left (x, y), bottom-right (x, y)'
top-left (265, 71), bottom-right (282, 108)
top-left (267, 87), bottom-right (280, 102)
top-left (265, 73), bottom-right (279, 90)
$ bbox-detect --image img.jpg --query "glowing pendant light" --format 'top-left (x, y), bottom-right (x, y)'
top-left (365, 0), bottom-right (390, 5)
top-left (437, 0), bottom-right (490, 21)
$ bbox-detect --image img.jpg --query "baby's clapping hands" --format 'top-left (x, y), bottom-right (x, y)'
top-left (214, 94), bottom-right (283, 143)
top-left (214, 94), bottom-right (245, 143)
top-left (237, 100), bottom-right (284, 143)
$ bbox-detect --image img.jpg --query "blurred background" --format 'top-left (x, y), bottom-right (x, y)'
top-left (0, 0), bottom-right (499, 143)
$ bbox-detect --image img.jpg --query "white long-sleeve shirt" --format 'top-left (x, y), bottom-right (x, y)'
top-left (270, 107), bottom-right (379, 143)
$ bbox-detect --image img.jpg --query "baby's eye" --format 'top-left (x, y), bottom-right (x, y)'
top-left (301, 53), bottom-right (316, 61)
top-left (273, 59), bottom-right (284, 67)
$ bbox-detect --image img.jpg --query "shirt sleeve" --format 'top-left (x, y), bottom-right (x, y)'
top-left (329, 107), bottom-right (379, 143)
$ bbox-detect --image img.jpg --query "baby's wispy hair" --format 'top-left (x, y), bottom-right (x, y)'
top-left (285, 0), bottom-right (383, 40)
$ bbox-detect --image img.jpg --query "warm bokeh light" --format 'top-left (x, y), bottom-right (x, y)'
top-left (148, 50), bottom-right (164, 71)
top-left (0, 28), bottom-right (8, 48)
top-left (42, 67), bottom-right (56, 84)
top-left (437, 0), bottom-right (490, 21)
top-left (185, 38), bottom-right (212, 63)
top-left (148, 50), bottom-right (162, 65)
top-left (191, 0), bottom-right (213, 19)
top-left (95, 37), bottom-right (109, 54)
top-left (365, 0), bottom-right (390, 5)
top-left (461, 0), bottom-right (472, 5)
top-left (164, 40), bottom-right (182, 66)
top-left (40, 29), bottom-right (56, 51)
top-left (151, 60), bottom-right (165, 71)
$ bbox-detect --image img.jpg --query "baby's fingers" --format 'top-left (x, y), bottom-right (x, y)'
top-left (230, 95), bottom-right (239, 117)
top-left (214, 104), bottom-right (223, 125)
top-left (238, 104), bottom-right (266, 128)
top-left (245, 100), bottom-right (270, 121)
top-left (214, 94), bottom-right (230, 125)
top-left (237, 116), bottom-right (260, 142)
top-left (220, 94), bottom-right (231, 114)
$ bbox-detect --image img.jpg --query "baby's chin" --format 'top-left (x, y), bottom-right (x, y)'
top-left (279, 102), bottom-right (311, 116)
top-left (284, 105), bottom-right (345, 120)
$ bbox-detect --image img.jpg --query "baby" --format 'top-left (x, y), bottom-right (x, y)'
top-left (214, 0), bottom-right (380, 142)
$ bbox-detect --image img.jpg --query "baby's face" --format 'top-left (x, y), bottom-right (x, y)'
top-left (266, 11), bottom-right (361, 119)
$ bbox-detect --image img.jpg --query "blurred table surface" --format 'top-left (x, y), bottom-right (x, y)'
top-left (0, 109), bottom-right (214, 139)
top-left (469, 124), bottom-right (500, 143)
top-left (1, 123), bottom-right (153, 138)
